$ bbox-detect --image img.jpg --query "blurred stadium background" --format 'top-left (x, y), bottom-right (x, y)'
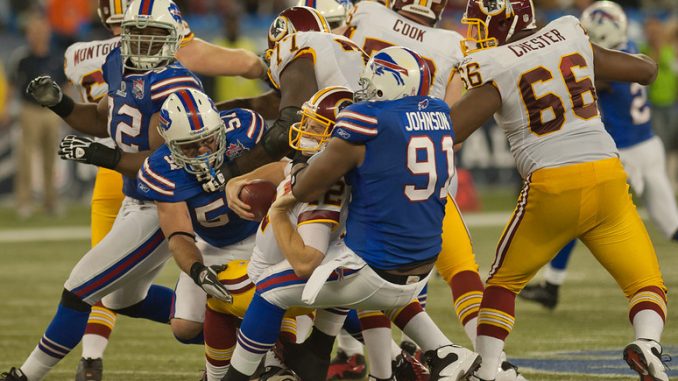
top-left (0, 0), bottom-right (676, 380)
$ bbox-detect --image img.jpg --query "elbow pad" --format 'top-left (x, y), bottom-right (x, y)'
top-left (261, 106), bottom-right (301, 160)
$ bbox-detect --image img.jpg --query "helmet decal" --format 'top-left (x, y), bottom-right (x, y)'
top-left (373, 55), bottom-right (409, 86)
top-left (175, 89), bottom-right (205, 132)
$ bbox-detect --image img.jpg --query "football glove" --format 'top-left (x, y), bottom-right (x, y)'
top-left (59, 135), bottom-right (122, 170)
top-left (26, 76), bottom-right (63, 107)
top-left (196, 166), bottom-right (227, 193)
top-left (190, 263), bottom-right (233, 303)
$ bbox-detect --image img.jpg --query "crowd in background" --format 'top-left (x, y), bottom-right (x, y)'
top-left (0, 0), bottom-right (675, 216)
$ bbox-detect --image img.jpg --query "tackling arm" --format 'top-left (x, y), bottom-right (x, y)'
top-left (291, 138), bottom-right (363, 202)
top-left (62, 95), bottom-right (110, 137)
top-left (176, 37), bottom-right (266, 79)
top-left (450, 83), bottom-right (502, 143)
top-left (157, 201), bottom-right (200, 275)
top-left (217, 58), bottom-right (319, 181)
top-left (592, 43), bottom-right (658, 85)
top-left (216, 90), bottom-right (281, 120)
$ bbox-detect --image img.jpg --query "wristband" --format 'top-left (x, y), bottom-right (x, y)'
top-left (48, 94), bottom-right (75, 118)
top-left (167, 231), bottom-right (196, 241)
top-left (88, 143), bottom-right (122, 170)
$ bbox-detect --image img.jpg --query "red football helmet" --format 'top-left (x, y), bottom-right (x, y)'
top-left (460, 0), bottom-right (536, 56)
top-left (267, 6), bottom-right (331, 50)
top-left (392, 0), bottom-right (449, 25)
top-left (289, 86), bottom-right (354, 154)
top-left (98, 0), bottom-right (128, 29)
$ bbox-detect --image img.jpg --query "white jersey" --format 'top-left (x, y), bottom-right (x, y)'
top-left (267, 31), bottom-right (367, 92)
top-left (248, 176), bottom-right (349, 283)
top-left (344, 1), bottom-right (464, 99)
top-left (457, 16), bottom-right (618, 178)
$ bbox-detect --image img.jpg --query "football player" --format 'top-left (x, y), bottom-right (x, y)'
top-left (451, 0), bottom-right (668, 380)
top-left (519, 1), bottom-right (678, 311)
top-left (62, 1), bottom-right (265, 379)
top-left (223, 47), bottom-right (480, 381)
top-left (1, 2), bottom-right (206, 380)
top-left (136, 88), bottom-right (274, 381)
top-left (200, 6), bottom-right (367, 193)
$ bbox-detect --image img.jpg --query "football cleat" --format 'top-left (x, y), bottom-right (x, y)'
top-left (75, 357), bottom-right (103, 381)
top-left (424, 345), bottom-right (481, 380)
top-left (259, 366), bottom-right (301, 381)
top-left (517, 282), bottom-right (559, 310)
top-left (393, 348), bottom-right (431, 381)
top-left (623, 339), bottom-right (670, 381)
top-left (401, 340), bottom-right (426, 363)
top-left (496, 361), bottom-right (528, 381)
top-left (0, 368), bottom-right (27, 381)
top-left (326, 350), bottom-right (367, 380)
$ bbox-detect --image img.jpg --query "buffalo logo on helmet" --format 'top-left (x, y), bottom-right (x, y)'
top-left (159, 109), bottom-right (172, 131)
top-left (168, 2), bottom-right (183, 23)
top-left (372, 54), bottom-right (409, 86)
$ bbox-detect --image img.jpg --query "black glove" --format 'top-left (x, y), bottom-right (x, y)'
top-left (195, 166), bottom-right (228, 193)
top-left (190, 263), bottom-right (233, 303)
top-left (58, 135), bottom-right (122, 170)
top-left (26, 76), bottom-right (63, 107)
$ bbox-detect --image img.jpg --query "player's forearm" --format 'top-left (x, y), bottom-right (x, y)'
top-left (177, 38), bottom-right (265, 79)
top-left (168, 235), bottom-right (203, 275)
top-left (216, 90), bottom-right (280, 120)
top-left (116, 151), bottom-right (151, 178)
top-left (62, 103), bottom-right (109, 138)
top-left (269, 211), bottom-right (323, 278)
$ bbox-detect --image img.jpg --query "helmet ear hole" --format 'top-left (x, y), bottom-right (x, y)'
top-left (377, 90), bottom-right (383, 97)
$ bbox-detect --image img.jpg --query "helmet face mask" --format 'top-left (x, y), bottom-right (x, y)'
top-left (354, 46), bottom-right (431, 102)
top-left (460, 0), bottom-right (535, 56)
top-left (120, 0), bottom-right (183, 71)
top-left (580, 1), bottom-right (628, 49)
top-left (158, 89), bottom-right (226, 176)
top-left (289, 86), bottom-right (353, 154)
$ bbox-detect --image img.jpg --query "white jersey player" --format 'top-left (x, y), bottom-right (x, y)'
top-left (342, 0), bottom-right (463, 101)
top-left (267, 30), bottom-right (366, 93)
top-left (458, 15), bottom-right (618, 178)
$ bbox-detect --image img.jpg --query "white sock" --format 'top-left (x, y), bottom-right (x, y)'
top-left (295, 315), bottom-right (313, 344)
top-left (475, 336), bottom-right (505, 380)
top-left (463, 317), bottom-right (478, 350)
top-left (315, 309), bottom-right (347, 337)
top-left (81, 334), bottom-right (109, 359)
top-left (363, 328), bottom-right (393, 379)
top-left (543, 265), bottom-right (567, 286)
top-left (390, 340), bottom-right (401, 360)
top-left (229, 344), bottom-right (263, 376)
top-left (205, 363), bottom-right (229, 381)
top-left (401, 312), bottom-right (451, 352)
top-left (264, 349), bottom-right (284, 368)
top-left (21, 346), bottom-right (61, 381)
top-left (338, 330), bottom-right (364, 356)
top-left (633, 310), bottom-right (664, 342)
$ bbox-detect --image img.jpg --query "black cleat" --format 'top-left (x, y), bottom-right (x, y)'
top-left (518, 282), bottom-right (559, 310)
top-left (75, 357), bottom-right (103, 381)
top-left (258, 366), bottom-right (300, 381)
top-left (0, 368), bottom-right (27, 381)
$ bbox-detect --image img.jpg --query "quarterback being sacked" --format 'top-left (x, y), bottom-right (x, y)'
top-left (451, 0), bottom-right (668, 380)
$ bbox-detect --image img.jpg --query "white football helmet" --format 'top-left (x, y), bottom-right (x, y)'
top-left (580, 1), bottom-right (628, 49)
top-left (98, 0), bottom-right (129, 28)
top-left (121, 0), bottom-right (184, 70)
top-left (158, 89), bottom-right (226, 175)
top-left (295, 0), bottom-right (352, 29)
top-left (354, 46), bottom-right (431, 102)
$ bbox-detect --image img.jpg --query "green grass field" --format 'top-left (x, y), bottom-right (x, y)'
top-left (0, 200), bottom-right (675, 381)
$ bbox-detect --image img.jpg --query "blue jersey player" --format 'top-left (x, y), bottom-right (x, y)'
top-left (4, 2), bottom-right (205, 380)
top-left (137, 89), bottom-right (265, 379)
top-left (223, 47), bottom-right (480, 381)
top-left (519, 1), bottom-right (678, 311)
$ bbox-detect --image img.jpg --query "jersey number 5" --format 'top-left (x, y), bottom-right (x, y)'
top-left (519, 52), bottom-right (598, 136)
top-left (405, 135), bottom-right (455, 202)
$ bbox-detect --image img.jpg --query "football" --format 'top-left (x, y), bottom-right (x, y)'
top-left (238, 180), bottom-right (277, 221)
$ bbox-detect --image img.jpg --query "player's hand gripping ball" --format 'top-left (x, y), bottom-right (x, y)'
top-left (238, 180), bottom-right (277, 221)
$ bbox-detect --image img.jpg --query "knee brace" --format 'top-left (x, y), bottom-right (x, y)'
top-left (61, 288), bottom-right (91, 312)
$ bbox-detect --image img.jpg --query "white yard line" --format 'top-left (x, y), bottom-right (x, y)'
top-left (0, 210), bottom-right (650, 243)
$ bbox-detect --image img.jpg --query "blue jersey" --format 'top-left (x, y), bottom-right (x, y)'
top-left (598, 42), bottom-right (654, 149)
top-left (332, 97), bottom-right (456, 270)
top-left (136, 109), bottom-right (266, 247)
top-left (102, 47), bottom-right (203, 199)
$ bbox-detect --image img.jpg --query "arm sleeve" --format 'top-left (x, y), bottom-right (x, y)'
top-left (298, 222), bottom-right (333, 255)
